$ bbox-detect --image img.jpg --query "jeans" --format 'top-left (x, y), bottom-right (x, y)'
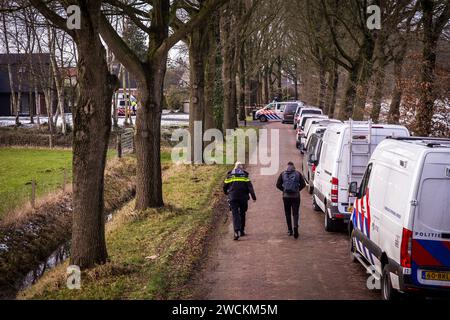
top-left (283, 197), bottom-right (300, 231)
top-left (230, 199), bottom-right (248, 233)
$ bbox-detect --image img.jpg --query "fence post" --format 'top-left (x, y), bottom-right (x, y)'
top-left (31, 179), bottom-right (36, 209)
top-left (117, 133), bottom-right (122, 158)
top-left (63, 166), bottom-right (67, 193)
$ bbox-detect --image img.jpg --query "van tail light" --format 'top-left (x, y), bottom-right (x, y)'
top-left (400, 228), bottom-right (413, 268)
top-left (312, 163), bottom-right (316, 173)
top-left (331, 177), bottom-right (338, 203)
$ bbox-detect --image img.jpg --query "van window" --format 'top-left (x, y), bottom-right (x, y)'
top-left (320, 133), bottom-right (338, 173)
top-left (359, 163), bottom-right (372, 197)
top-left (316, 140), bottom-right (323, 162)
top-left (417, 178), bottom-right (450, 230)
top-left (285, 104), bottom-right (297, 113)
top-left (302, 110), bottom-right (322, 116)
top-left (307, 136), bottom-right (317, 154)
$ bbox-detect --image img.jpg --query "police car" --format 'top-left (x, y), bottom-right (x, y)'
top-left (255, 101), bottom-right (302, 122)
top-left (349, 137), bottom-right (450, 299)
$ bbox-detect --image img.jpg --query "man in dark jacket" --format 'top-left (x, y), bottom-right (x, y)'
top-left (276, 161), bottom-right (306, 239)
top-left (223, 162), bottom-right (257, 240)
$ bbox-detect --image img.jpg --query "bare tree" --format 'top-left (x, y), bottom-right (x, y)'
top-left (99, 0), bottom-right (227, 209)
top-left (416, 0), bottom-right (450, 135)
top-left (30, 0), bottom-right (119, 269)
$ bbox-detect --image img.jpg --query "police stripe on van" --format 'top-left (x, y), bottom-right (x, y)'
top-left (352, 190), bottom-right (375, 265)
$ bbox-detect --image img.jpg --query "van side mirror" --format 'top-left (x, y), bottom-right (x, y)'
top-left (349, 182), bottom-right (358, 197)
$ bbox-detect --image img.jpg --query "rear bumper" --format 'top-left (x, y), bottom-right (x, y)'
top-left (328, 204), bottom-right (351, 222)
top-left (388, 262), bottom-right (450, 296)
top-left (399, 273), bottom-right (450, 296)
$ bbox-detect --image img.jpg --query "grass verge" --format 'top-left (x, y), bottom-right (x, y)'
top-left (19, 163), bottom-right (230, 300)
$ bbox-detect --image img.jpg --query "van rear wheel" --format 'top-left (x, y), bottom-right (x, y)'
top-left (324, 211), bottom-right (337, 232)
top-left (259, 115), bottom-right (267, 122)
top-left (381, 265), bottom-right (400, 300)
top-left (312, 195), bottom-right (321, 212)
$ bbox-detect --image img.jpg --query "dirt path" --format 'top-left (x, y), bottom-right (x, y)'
top-left (192, 122), bottom-right (378, 300)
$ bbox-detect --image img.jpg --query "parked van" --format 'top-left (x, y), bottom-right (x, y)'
top-left (296, 115), bottom-right (328, 150)
top-left (293, 103), bottom-right (306, 129)
top-left (293, 107), bottom-right (323, 129)
top-left (313, 121), bottom-right (410, 232)
top-left (302, 130), bottom-right (326, 194)
top-left (300, 118), bottom-right (341, 151)
top-left (282, 103), bottom-right (298, 124)
top-left (349, 137), bottom-right (450, 300)
top-left (255, 101), bottom-right (302, 122)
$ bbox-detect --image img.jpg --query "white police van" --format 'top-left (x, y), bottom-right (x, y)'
top-left (349, 137), bottom-right (450, 300)
top-left (313, 120), bottom-right (410, 232)
top-left (255, 101), bottom-right (302, 122)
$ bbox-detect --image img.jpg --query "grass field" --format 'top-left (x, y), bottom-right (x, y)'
top-left (0, 147), bottom-right (171, 220)
top-left (0, 148), bottom-right (73, 220)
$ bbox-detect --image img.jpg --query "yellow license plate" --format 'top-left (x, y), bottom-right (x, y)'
top-left (422, 271), bottom-right (450, 281)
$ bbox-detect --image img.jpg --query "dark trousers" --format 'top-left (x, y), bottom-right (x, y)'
top-left (283, 197), bottom-right (300, 231)
top-left (230, 199), bottom-right (248, 233)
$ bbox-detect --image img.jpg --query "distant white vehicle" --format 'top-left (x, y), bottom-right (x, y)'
top-left (255, 101), bottom-right (303, 122)
top-left (296, 114), bottom-right (328, 151)
top-left (349, 137), bottom-right (450, 300)
top-left (294, 107), bottom-right (323, 129)
top-left (313, 120), bottom-right (410, 232)
top-left (113, 93), bottom-right (137, 116)
top-left (300, 118), bottom-right (342, 151)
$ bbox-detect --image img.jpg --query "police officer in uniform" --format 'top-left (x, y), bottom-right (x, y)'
top-left (223, 162), bottom-right (257, 240)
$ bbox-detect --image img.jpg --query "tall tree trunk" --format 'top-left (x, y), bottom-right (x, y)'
top-left (387, 51), bottom-right (406, 124)
top-left (317, 63), bottom-right (326, 109)
top-left (134, 55), bottom-right (167, 209)
top-left (204, 20), bottom-right (217, 131)
top-left (370, 32), bottom-right (388, 123)
top-left (64, 4), bottom-right (119, 269)
top-left (71, 45), bottom-right (117, 269)
top-left (326, 60), bottom-right (339, 118)
top-left (263, 68), bottom-right (269, 103)
top-left (415, 0), bottom-right (449, 135)
top-left (353, 79), bottom-right (370, 121)
top-left (220, 7), bottom-right (238, 130)
top-left (352, 47), bottom-right (375, 121)
top-left (188, 27), bottom-right (207, 163)
top-left (337, 69), bottom-right (358, 120)
top-left (339, 39), bottom-right (374, 120)
top-left (238, 53), bottom-right (246, 121)
top-left (370, 65), bottom-right (385, 123)
top-left (276, 56), bottom-right (282, 99)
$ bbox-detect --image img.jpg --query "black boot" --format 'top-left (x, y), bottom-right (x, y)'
top-left (294, 227), bottom-right (299, 239)
top-left (287, 230), bottom-right (293, 236)
top-left (240, 230), bottom-right (246, 236)
top-left (234, 231), bottom-right (240, 241)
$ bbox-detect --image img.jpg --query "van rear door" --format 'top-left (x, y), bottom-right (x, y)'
top-left (412, 152), bottom-right (450, 288)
